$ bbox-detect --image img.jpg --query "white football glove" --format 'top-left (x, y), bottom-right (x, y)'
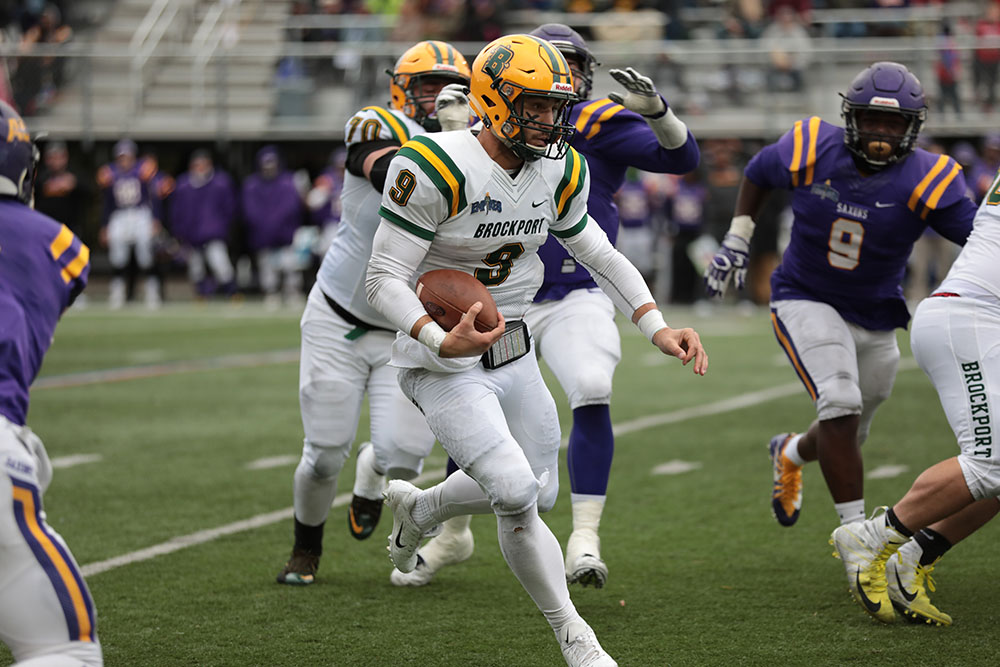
top-left (607, 67), bottom-right (667, 118)
top-left (435, 83), bottom-right (471, 132)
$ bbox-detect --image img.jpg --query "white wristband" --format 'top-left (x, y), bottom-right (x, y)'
top-left (729, 214), bottom-right (756, 241)
top-left (646, 107), bottom-right (689, 149)
top-left (637, 309), bottom-right (668, 342)
top-left (417, 320), bottom-right (447, 356)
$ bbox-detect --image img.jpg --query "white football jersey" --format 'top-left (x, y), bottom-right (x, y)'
top-left (940, 169), bottom-right (1000, 300)
top-left (378, 130), bottom-right (591, 320)
top-left (316, 106), bottom-right (425, 328)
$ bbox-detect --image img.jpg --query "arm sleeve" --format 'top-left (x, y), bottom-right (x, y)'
top-left (366, 220), bottom-right (433, 335)
top-left (558, 218), bottom-right (655, 317)
top-left (585, 107), bottom-right (700, 174)
top-left (346, 139), bottom-right (401, 180)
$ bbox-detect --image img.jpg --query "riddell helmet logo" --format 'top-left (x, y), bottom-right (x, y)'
top-left (432, 63), bottom-right (460, 73)
top-left (551, 82), bottom-right (573, 94)
top-left (869, 96), bottom-right (901, 108)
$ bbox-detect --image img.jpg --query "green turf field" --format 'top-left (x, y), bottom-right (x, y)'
top-left (10, 303), bottom-right (999, 666)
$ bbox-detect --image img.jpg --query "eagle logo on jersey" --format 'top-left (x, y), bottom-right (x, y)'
top-left (810, 180), bottom-right (840, 203)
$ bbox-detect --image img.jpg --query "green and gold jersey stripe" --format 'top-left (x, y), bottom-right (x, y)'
top-left (362, 106), bottom-right (411, 143)
top-left (550, 213), bottom-right (589, 239)
top-left (554, 147), bottom-right (587, 220)
top-left (397, 135), bottom-right (468, 218)
top-left (379, 205), bottom-right (435, 241)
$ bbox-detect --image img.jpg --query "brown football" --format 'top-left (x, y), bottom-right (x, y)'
top-left (416, 269), bottom-right (500, 333)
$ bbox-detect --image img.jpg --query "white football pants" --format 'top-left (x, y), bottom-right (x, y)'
top-left (771, 299), bottom-right (899, 444)
top-left (106, 207), bottom-right (155, 270)
top-left (0, 417), bottom-right (102, 666)
top-left (911, 295), bottom-right (1000, 500)
top-left (294, 284), bottom-right (435, 526)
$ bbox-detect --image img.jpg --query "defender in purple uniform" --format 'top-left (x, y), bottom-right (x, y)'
top-left (705, 63), bottom-right (976, 536)
top-left (392, 25), bottom-right (700, 590)
top-left (0, 102), bottom-right (102, 666)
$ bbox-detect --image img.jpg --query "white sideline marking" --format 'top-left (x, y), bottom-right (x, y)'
top-left (867, 464), bottom-right (909, 480)
top-left (652, 460), bottom-right (702, 475)
top-left (34, 349), bottom-right (299, 390)
top-left (246, 455), bottom-right (299, 470)
top-left (80, 360), bottom-right (922, 578)
top-left (51, 454), bottom-right (103, 469)
top-left (80, 466), bottom-right (446, 577)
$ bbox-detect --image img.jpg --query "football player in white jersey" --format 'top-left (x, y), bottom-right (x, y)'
top-left (366, 35), bottom-right (707, 666)
top-left (275, 40), bottom-right (471, 585)
top-left (830, 170), bottom-right (1000, 626)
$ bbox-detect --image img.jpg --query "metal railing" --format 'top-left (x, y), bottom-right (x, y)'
top-left (9, 29), bottom-right (1000, 141)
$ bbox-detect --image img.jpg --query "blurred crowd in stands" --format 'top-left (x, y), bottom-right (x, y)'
top-left (38, 128), bottom-right (1000, 309)
top-left (0, 1), bottom-right (72, 116)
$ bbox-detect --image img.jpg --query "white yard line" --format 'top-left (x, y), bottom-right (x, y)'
top-left (246, 455), bottom-right (300, 470)
top-left (51, 454), bottom-right (103, 469)
top-left (34, 349), bottom-right (299, 390)
top-left (81, 366), bottom-right (918, 578)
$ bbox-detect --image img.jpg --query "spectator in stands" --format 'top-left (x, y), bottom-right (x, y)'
top-left (13, 2), bottom-right (71, 115)
top-left (767, 0), bottom-right (811, 23)
top-left (971, 132), bottom-right (1000, 202)
top-left (35, 140), bottom-right (88, 239)
top-left (306, 147), bottom-right (345, 255)
top-left (241, 145), bottom-right (305, 308)
top-left (668, 170), bottom-right (709, 304)
top-left (455, 0), bottom-right (506, 43)
top-left (615, 169), bottom-right (656, 285)
top-left (169, 149), bottom-right (238, 298)
top-left (936, 21), bottom-right (962, 118)
top-left (974, 2), bottom-right (1000, 113)
top-left (761, 5), bottom-right (812, 93)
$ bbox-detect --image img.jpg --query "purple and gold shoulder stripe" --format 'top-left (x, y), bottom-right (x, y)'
top-left (907, 154), bottom-right (962, 220)
top-left (49, 224), bottom-right (89, 285)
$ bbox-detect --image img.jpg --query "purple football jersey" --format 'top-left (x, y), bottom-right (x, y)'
top-left (533, 98), bottom-right (699, 302)
top-left (0, 200), bottom-right (89, 426)
top-left (240, 171), bottom-right (303, 250)
top-left (97, 158), bottom-right (157, 225)
top-left (747, 117), bottom-right (976, 330)
top-left (170, 170), bottom-right (237, 246)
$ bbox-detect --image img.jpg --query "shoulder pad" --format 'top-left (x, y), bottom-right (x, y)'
top-left (346, 106), bottom-right (415, 146)
top-left (396, 134), bottom-right (468, 218)
top-left (571, 97), bottom-right (628, 141)
top-left (906, 151), bottom-right (963, 219)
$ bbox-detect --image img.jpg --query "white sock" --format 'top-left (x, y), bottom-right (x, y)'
top-left (569, 496), bottom-right (605, 535)
top-left (543, 601), bottom-right (581, 637)
top-left (351, 443), bottom-right (385, 500)
top-left (835, 499), bottom-right (866, 525)
top-left (292, 458), bottom-right (337, 526)
top-left (783, 433), bottom-right (807, 466)
top-left (411, 470), bottom-right (493, 530)
top-left (497, 505), bottom-right (571, 619)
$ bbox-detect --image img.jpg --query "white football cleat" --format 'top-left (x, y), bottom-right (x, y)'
top-left (565, 529), bottom-right (608, 588)
top-left (390, 516), bottom-right (475, 587)
top-left (886, 540), bottom-right (952, 626)
top-left (829, 508), bottom-right (908, 624)
top-left (557, 620), bottom-right (617, 667)
top-left (384, 479), bottom-right (434, 573)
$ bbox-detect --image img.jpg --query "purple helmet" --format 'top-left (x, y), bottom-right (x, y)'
top-left (0, 101), bottom-right (39, 205)
top-left (529, 23), bottom-right (599, 100)
top-left (841, 61), bottom-right (927, 172)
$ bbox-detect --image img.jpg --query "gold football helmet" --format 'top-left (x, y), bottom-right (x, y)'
top-left (470, 34), bottom-right (578, 161)
top-left (389, 41), bottom-right (471, 131)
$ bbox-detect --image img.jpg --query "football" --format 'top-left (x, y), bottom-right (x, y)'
top-left (415, 269), bottom-right (500, 333)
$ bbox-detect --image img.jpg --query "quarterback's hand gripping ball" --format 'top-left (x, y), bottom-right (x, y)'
top-left (704, 233), bottom-right (751, 298)
top-left (607, 67), bottom-right (667, 118)
top-left (434, 83), bottom-right (472, 132)
top-left (416, 269), bottom-right (500, 333)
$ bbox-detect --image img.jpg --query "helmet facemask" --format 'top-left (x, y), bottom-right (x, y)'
top-left (393, 71), bottom-right (472, 132)
top-left (491, 84), bottom-right (575, 161)
top-left (841, 99), bottom-right (925, 172)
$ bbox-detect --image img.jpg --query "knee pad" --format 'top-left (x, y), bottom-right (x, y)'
top-left (486, 468), bottom-right (542, 516)
top-left (535, 468), bottom-right (559, 513)
top-left (385, 449), bottom-right (424, 481)
top-left (300, 439), bottom-right (350, 480)
top-left (816, 372), bottom-right (863, 421)
top-left (957, 453), bottom-right (1000, 500)
top-left (569, 367), bottom-right (614, 408)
